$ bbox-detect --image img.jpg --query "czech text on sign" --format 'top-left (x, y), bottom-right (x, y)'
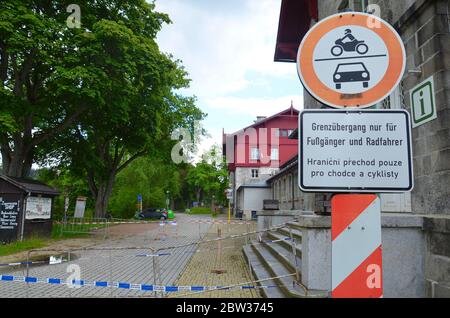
top-left (297, 12), bottom-right (406, 108)
top-left (299, 109), bottom-right (413, 192)
top-left (410, 76), bottom-right (436, 128)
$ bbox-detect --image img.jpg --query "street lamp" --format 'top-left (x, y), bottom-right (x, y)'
top-left (166, 190), bottom-right (170, 210)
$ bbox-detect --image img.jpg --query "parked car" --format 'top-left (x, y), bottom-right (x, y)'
top-left (137, 208), bottom-right (167, 220)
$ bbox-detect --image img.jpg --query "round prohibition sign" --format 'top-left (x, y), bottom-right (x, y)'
top-left (297, 12), bottom-right (406, 108)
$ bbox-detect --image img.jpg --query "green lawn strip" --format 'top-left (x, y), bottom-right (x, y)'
top-left (0, 223), bottom-right (109, 258)
top-left (0, 238), bottom-right (48, 258)
top-left (51, 222), bottom-right (109, 239)
top-left (186, 207), bottom-right (219, 218)
top-left (187, 207), bottom-right (213, 214)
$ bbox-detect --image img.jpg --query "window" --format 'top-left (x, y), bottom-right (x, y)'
top-left (280, 129), bottom-right (289, 137)
top-left (250, 147), bottom-right (259, 160)
top-left (339, 0), bottom-right (369, 12)
top-left (288, 129), bottom-right (294, 137)
top-left (251, 169), bottom-right (259, 179)
top-left (352, 0), bottom-right (368, 12)
top-left (271, 148), bottom-right (279, 160)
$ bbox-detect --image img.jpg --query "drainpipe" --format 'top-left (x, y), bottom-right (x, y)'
top-left (20, 192), bottom-right (31, 241)
top-left (291, 174), bottom-right (295, 210)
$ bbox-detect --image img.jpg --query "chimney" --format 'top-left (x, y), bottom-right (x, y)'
top-left (255, 116), bottom-right (267, 123)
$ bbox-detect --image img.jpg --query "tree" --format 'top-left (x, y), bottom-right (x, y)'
top-left (0, 0), bottom-right (106, 176)
top-left (187, 145), bottom-right (228, 206)
top-left (108, 157), bottom-right (184, 219)
top-left (36, 167), bottom-right (91, 219)
top-left (36, 2), bottom-right (205, 217)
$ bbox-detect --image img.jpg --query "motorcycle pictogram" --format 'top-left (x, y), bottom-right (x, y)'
top-left (331, 29), bottom-right (369, 56)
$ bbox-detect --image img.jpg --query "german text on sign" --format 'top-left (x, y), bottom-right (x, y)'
top-left (299, 109), bottom-right (413, 192)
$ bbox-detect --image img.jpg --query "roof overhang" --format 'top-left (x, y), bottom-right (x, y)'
top-left (274, 0), bottom-right (318, 63)
top-left (237, 184), bottom-right (271, 192)
top-left (0, 175), bottom-right (60, 196)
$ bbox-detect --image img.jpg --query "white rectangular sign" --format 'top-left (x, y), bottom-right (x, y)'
top-left (299, 109), bottom-right (413, 192)
top-left (74, 197), bottom-right (87, 218)
top-left (26, 196), bottom-right (52, 220)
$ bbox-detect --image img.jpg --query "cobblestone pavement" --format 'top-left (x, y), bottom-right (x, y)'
top-left (0, 213), bottom-right (212, 298)
top-left (169, 219), bottom-right (261, 298)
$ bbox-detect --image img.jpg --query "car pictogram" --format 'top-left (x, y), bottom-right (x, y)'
top-left (333, 62), bottom-right (370, 89)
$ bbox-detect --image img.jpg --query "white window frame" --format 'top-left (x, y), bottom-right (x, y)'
top-left (250, 147), bottom-right (260, 160)
top-left (271, 148), bottom-right (279, 160)
top-left (251, 169), bottom-right (259, 179)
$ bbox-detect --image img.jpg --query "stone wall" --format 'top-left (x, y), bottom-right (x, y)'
top-left (395, 0), bottom-right (450, 297)
top-left (398, 1), bottom-right (450, 216)
top-left (291, 213), bottom-right (425, 297)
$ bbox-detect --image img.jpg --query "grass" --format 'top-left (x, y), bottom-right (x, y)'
top-left (188, 207), bottom-right (213, 214)
top-left (0, 238), bottom-right (47, 257)
top-left (51, 222), bottom-right (109, 239)
top-left (186, 207), bottom-right (219, 218)
top-left (0, 222), bottom-right (109, 258)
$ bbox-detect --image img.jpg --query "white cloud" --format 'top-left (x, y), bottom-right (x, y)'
top-left (155, 0), bottom-right (296, 97)
top-left (153, 1), bottom-right (303, 163)
top-left (206, 95), bottom-right (304, 118)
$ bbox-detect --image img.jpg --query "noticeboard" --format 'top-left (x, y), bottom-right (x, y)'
top-left (0, 199), bottom-right (20, 242)
top-left (25, 196), bottom-right (52, 220)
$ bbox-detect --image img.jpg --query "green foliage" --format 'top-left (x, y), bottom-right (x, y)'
top-left (36, 168), bottom-right (91, 219)
top-left (1, 1), bottom-right (210, 219)
top-left (187, 145), bottom-right (229, 206)
top-left (108, 157), bottom-right (184, 218)
top-left (40, 0), bottom-right (205, 217)
top-left (51, 222), bottom-right (108, 239)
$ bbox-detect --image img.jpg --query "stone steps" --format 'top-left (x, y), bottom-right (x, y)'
top-left (242, 222), bottom-right (328, 298)
top-left (277, 227), bottom-right (303, 242)
top-left (262, 232), bottom-right (302, 271)
top-left (250, 242), bottom-right (305, 298)
top-left (242, 245), bottom-right (285, 298)
top-left (249, 242), bottom-right (328, 298)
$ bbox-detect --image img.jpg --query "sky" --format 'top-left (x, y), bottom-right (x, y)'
top-left (153, 0), bottom-right (304, 158)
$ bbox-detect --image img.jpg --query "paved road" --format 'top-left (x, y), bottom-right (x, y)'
top-left (0, 213), bottom-right (212, 298)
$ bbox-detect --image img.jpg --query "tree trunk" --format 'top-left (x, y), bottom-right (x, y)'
top-left (94, 188), bottom-right (109, 218)
top-left (1, 142), bottom-right (34, 177)
top-left (90, 171), bottom-right (116, 218)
